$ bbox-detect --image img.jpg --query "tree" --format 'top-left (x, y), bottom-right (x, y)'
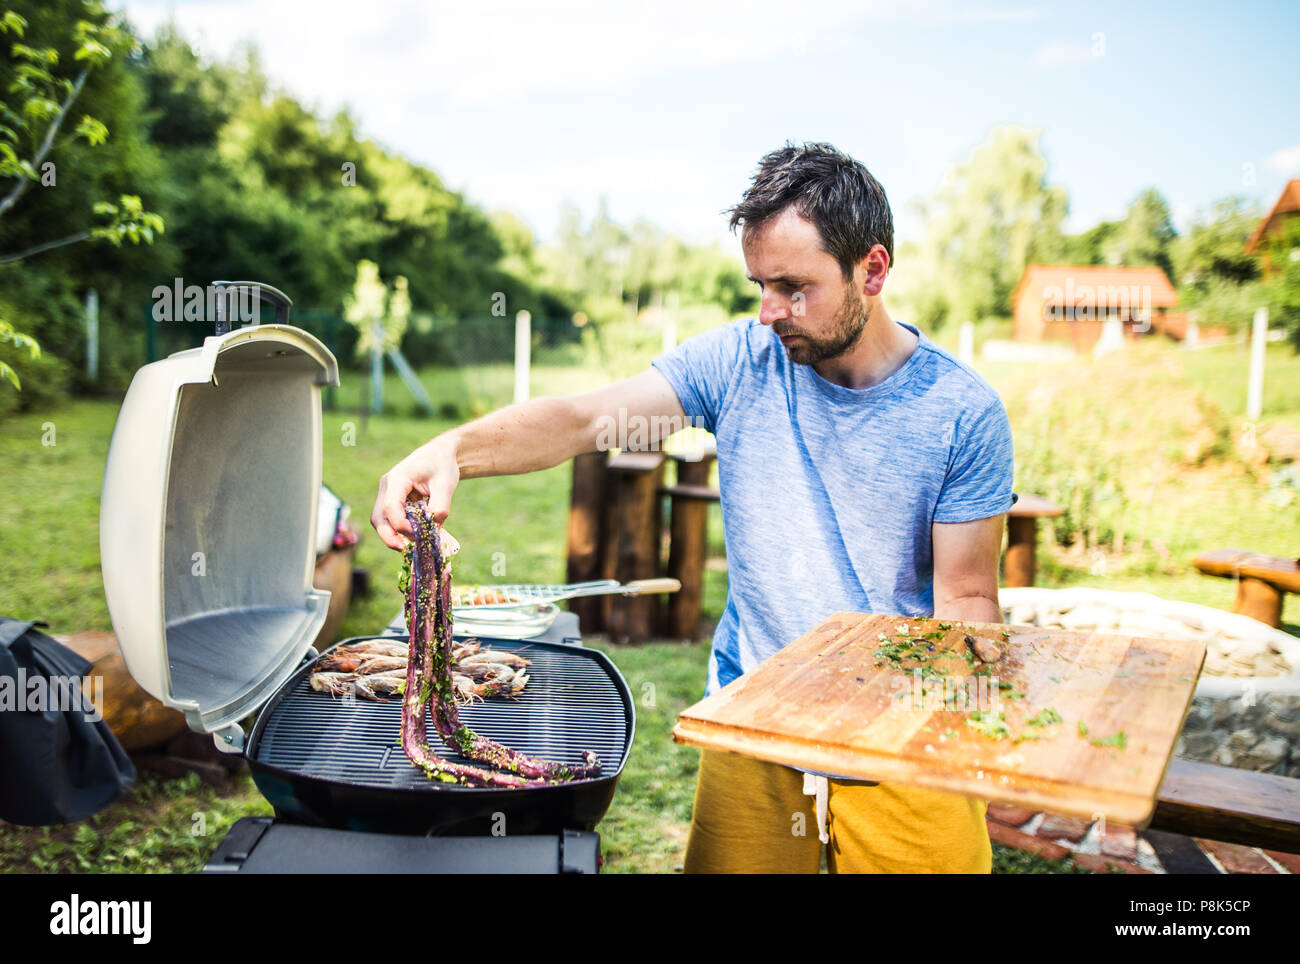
top-left (535, 198), bottom-right (752, 327)
top-left (1111, 188), bottom-right (1176, 278)
top-left (894, 126), bottom-right (1067, 329)
top-left (1168, 197), bottom-right (1265, 333)
top-left (345, 259), bottom-right (409, 357)
top-left (0, 1), bottom-right (163, 389)
top-left (1056, 189), bottom-right (1176, 276)
top-left (1259, 217), bottom-right (1300, 350)
top-left (1172, 197), bottom-right (1261, 288)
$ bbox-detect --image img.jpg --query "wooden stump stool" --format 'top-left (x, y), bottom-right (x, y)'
top-left (662, 451), bottom-right (720, 640)
top-left (1003, 494), bottom-right (1065, 588)
top-left (1193, 549), bottom-right (1300, 628)
top-left (598, 452), bottom-right (666, 642)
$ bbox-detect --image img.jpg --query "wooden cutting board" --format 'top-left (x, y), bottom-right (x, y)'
top-left (672, 612), bottom-right (1207, 826)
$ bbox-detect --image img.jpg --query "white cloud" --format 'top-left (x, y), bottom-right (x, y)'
top-left (120, 1), bottom-right (1042, 108)
top-left (1265, 144), bottom-right (1300, 175)
top-left (907, 1), bottom-right (1041, 23)
top-left (122, 0), bottom-right (873, 109)
top-left (1031, 41), bottom-right (1097, 68)
top-left (113, 1), bottom-right (1043, 240)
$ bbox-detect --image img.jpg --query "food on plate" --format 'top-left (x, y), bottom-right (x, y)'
top-left (457, 588), bottom-right (513, 606)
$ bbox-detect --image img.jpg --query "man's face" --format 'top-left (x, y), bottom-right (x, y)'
top-left (742, 206), bottom-right (868, 366)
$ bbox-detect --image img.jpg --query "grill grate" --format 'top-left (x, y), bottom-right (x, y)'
top-left (252, 639), bottom-right (631, 790)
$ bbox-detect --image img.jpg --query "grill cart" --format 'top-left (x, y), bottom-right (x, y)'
top-left (99, 282), bottom-right (633, 873)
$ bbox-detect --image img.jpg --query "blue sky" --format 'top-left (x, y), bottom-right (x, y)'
top-left (121, 0), bottom-right (1300, 251)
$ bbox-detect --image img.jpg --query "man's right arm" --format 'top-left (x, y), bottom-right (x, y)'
top-left (370, 367), bottom-right (685, 549)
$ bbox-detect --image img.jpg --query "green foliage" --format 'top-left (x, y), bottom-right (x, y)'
top-left (991, 843), bottom-right (1100, 874)
top-left (1258, 217), bottom-right (1300, 349)
top-left (1168, 197), bottom-right (1265, 333)
top-left (1172, 197), bottom-right (1262, 288)
top-left (587, 639), bottom-right (708, 873)
top-left (2, 13), bottom-right (759, 398)
top-left (0, 313), bottom-right (38, 388)
top-left (0, 333), bottom-right (67, 408)
top-left (5, 343), bottom-right (1299, 871)
top-left (139, 37), bottom-right (582, 346)
top-left (0, 2), bottom-right (164, 250)
top-left (344, 259), bottom-right (409, 358)
top-left (0, 0), bottom-right (170, 401)
top-left (1060, 218), bottom-right (1119, 266)
top-left (1183, 274), bottom-right (1270, 333)
top-left (1005, 352), bottom-right (1232, 553)
top-left (536, 197), bottom-right (755, 328)
top-left (1113, 188), bottom-right (1176, 277)
top-left (892, 126), bottom-right (1067, 329)
top-left (574, 302), bottom-right (734, 381)
top-left (0, 772), bottom-right (273, 873)
top-left (89, 191), bottom-right (163, 244)
top-left (1060, 188), bottom-right (1177, 282)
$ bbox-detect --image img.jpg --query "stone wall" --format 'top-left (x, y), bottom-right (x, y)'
top-left (999, 587), bottom-right (1300, 777)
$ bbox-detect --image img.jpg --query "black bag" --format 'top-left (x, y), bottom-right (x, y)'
top-left (0, 618), bottom-right (136, 825)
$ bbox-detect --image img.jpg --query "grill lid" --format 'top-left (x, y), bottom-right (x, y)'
top-left (100, 282), bottom-right (340, 734)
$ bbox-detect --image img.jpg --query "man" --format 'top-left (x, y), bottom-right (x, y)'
top-left (371, 142), bottom-right (1014, 874)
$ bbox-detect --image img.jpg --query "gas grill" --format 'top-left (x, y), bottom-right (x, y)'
top-left (247, 634), bottom-right (632, 837)
top-left (98, 281), bottom-right (635, 873)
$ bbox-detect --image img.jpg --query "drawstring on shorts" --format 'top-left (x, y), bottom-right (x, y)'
top-left (802, 772), bottom-right (830, 844)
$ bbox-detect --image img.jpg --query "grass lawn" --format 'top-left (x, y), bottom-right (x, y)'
top-left (0, 390), bottom-right (726, 874)
top-left (1, 336), bottom-right (1296, 873)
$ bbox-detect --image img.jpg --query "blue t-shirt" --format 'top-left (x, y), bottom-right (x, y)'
top-left (651, 317), bottom-right (1015, 697)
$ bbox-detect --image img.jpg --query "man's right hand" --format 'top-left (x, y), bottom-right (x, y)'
top-left (371, 438), bottom-right (460, 551)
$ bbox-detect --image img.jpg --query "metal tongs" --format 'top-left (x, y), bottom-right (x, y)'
top-left (453, 578), bottom-right (681, 611)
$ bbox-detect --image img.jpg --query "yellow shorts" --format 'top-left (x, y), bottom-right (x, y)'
top-left (683, 749), bottom-right (992, 874)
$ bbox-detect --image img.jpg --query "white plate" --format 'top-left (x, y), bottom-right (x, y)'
top-left (451, 602), bottom-right (559, 639)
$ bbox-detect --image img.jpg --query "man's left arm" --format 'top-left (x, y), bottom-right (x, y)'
top-left (932, 515), bottom-right (1005, 623)
top-left (929, 393), bottom-right (1015, 623)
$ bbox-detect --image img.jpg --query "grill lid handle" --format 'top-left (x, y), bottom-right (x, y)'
top-left (211, 280), bottom-right (293, 335)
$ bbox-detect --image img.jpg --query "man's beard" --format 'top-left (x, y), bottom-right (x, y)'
top-left (773, 283), bottom-right (869, 365)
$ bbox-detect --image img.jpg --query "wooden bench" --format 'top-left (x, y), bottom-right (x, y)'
top-left (1150, 757), bottom-right (1300, 855)
top-left (1193, 548), bottom-right (1300, 628)
top-left (1002, 494), bottom-right (1065, 588)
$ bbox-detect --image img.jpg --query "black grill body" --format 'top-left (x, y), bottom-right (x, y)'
top-left (244, 635), bottom-right (635, 836)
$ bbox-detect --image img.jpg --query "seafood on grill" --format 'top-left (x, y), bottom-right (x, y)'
top-left (399, 500), bottom-right (601, 788)
top-left (309, 641), bottom-right (530, 705)
top-left (310, 669), bottom-right (407, 702)
top-left (452, 669), bottom-right (528, 704)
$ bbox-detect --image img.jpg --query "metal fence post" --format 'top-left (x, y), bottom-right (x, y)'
top-left (145, 306), bottom-right (157, 363)
top-left (514, 309), bottom-right (531, 405)
top-left (370, 332), bottom-right (384, 415)
top-left (84, 288), bottom-right (98, 383)
top-left (1247, 306), bottom-right (1267, 421)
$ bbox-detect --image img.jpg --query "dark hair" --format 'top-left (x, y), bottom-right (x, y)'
top-left (727, 142), bottom-right (894, 280)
